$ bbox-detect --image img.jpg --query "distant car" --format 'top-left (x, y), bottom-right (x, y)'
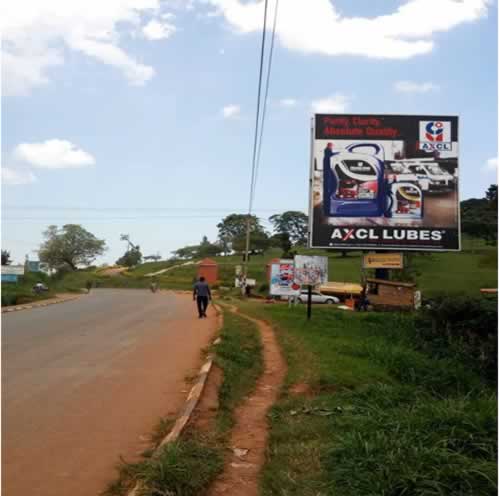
top-left (33, 282), bottom-right (49, 294)
top-left (298, 290), bottom-right (339, 305)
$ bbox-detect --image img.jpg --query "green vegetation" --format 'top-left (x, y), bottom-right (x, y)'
top-left (2, 237), bottom-right (495, 306)
top-left (103, 310), bottom-right (263, 496)
top-left (1, 271), bottom-right (55, 306)
top-left (233, 301), bottom-right (497, 496)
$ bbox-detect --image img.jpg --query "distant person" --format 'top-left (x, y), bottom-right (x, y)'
top-left (86, 280), bottom-right (93, 294)
top-left (150, 279), bottom-right (158, 293)
top-left (193, 276), bottom-right (212, 318)
top-left (358, 284), bottom-right (369, 311)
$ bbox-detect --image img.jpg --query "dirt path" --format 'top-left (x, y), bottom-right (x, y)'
top-left (206, 305), bottom-right (286, 496)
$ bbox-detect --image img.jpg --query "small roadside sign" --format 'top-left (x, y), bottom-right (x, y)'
top-left (362, 253), bottom-right (404, 269)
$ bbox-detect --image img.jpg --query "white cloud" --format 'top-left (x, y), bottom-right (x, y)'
top-left (483, 157), bottom-right (498, 172)
top-left (222, 104), bottom-right (241, 119)
top-left (279, 98), bottom-right (297, 107)
top-left (204, 0), bottom-right (489, 59)
top-left (142, 18), bottom-right (176, 40)
top-left (219, 48), bottom-right (225, 55)
top-left (1, 0), bottom-right (176, 95)
top-left (394, 80), bottom-right (440, 93)
top-left (311, 93), bottom-right (350, 113)
top-left (1, 167), bottom-right (36, 185)
top-left (13, 140), bottom-right (96, 169)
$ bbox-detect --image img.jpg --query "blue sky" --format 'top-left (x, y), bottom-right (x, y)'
top-left (2, 0), bottom-right (497, 265)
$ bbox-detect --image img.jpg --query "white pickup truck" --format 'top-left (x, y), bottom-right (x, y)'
top-left (387, 159), bottom-right (456, 192)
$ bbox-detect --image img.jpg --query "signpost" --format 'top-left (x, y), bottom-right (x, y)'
top-left (362, 252), bottom-right (404, 269)
top-left (269, 260), bottom-right (300, 298)
top-left (1, 265), bottom-right (25, 284)
top-left (294, 255), bottom-right (328, 320)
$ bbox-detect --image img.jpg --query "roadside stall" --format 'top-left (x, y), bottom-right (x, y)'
top-left (366, 278), bottom-right (416, 310)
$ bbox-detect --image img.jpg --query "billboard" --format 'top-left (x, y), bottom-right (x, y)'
top-left (269, 260), bottom-right (300, 297)
top-left (309, 114), bottom-right (460, 251)
top-left (1, 265), bottom-right (25, 275)
top-left (294, 256), bottom-right (328, 286)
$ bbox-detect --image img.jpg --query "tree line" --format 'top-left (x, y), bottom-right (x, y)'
top-left (1, 184), bottom-right (495, 272)
top-left (171, 211), bottom-right (308, 261)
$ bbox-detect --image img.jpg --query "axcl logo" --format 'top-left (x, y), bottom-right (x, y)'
top-left (419, 121), bottom-right (452, 151)
top-left (330, 228), bottom-right (444, 242)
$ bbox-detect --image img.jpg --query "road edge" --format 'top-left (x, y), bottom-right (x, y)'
top-left (127, 302), bottom-right (223, 496)
top-left (1, 294), bottom-right (81, 313)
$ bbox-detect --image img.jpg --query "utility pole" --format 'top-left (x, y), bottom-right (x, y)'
top-left (243, 215), bottom-right (251, 278)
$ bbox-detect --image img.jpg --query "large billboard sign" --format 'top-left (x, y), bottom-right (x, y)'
top-left (309, 114), bottom-right (460, 251)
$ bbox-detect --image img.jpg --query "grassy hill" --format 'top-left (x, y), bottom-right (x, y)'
top-left (2, 237), bottom-right (496, 306)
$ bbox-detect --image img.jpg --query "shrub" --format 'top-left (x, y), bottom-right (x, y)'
top-left (415, 295), bottom-right (497, 384)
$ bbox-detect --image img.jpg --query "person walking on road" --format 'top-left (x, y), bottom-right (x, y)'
top-left (193, 276), bottom-right (212, 318)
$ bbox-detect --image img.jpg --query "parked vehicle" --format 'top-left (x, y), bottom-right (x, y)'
top-left (33, 282), bottom-right (49, 294)
top-left (387, 159), bottom-right (455, 192)
top-left (298, 290), bottom-right (339, 305)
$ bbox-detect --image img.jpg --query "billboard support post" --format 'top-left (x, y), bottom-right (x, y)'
top-left (307, 285), bottom-right (312, 320)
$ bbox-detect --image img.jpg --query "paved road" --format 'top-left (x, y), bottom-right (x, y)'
top-left (2, 289), bottom-right (217, 496)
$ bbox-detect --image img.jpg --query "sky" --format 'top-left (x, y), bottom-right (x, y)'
top-left (1, 0), bottom-right (498, 265)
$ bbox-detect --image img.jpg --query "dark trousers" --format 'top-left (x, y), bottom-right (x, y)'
top-left (196, 296), bottom-right (209, 316)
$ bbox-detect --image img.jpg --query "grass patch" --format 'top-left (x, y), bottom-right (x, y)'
top-left (103, 308), bottom-right (263, 496)
top-left (235, 302), bottom-right (497, 496)
top-left (213, 309), bottom-right (264, 432)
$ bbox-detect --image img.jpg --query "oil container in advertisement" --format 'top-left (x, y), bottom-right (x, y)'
top-left (386, 182), bottom-right (424, 219)
top-left (323, 143), bottom-right (386, 217)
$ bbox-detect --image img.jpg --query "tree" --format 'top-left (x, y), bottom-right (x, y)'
top-left (486, 184), bottom-right (497, 208)
top-left (270, 232), bottom-right (294, 258)
top-left (198, 235), bottom-right (222, 258)
top-left (39, 224), bottom-right (107, 271)
top-left (116, 246), bottom-right (142, 267)
top-left (144, 253), bottom-right (162, 262)
top-left (1, 250), bottom-right (11, 266)
top-left (269, 211), bottom-right (308, 245)
top-left (217, 214), bottom-right (265, 242)
top-left (171, 245), bottom-right (199, 260)
top-left (461, 185), bottom-right (498, 245)
top-left (232, 231), bottom-right (270, 255)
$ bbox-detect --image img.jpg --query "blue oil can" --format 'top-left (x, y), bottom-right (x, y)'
top-left (323, 143), bottom-right (386, 217)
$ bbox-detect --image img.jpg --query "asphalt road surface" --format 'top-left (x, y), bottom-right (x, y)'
top-left (2, 289), bottom-right (217, 496)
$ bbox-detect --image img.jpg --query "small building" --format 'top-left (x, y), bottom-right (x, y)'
top-left (197, 258), bottom-right (219, 284)
top-left (366, 278), bottom-right (416, 310)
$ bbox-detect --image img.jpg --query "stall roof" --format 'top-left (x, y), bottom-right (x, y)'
top-left (366, 278), bottom-right (416, 288)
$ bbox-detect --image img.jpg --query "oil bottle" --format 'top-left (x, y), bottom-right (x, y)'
top-left (323, 143), bottom-right (386, 217)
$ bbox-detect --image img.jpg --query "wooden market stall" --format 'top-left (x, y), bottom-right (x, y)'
top-left (366, 278), bottom-right (416, 310)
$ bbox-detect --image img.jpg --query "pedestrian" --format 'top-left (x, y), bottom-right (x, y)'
top-left (193, 276), bottom-right (212, 318)
top-left (358, 284), bottom-right (369, 311)
top-left (86, 280), bottom-right (93, 294)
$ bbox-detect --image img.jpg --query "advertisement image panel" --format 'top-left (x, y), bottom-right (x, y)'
top-left (270, 260), bottom-right (300, 296)
top-left (310, 114), bottom-right (460, 251)
top-left (294, 255), bottom-right (329, 286)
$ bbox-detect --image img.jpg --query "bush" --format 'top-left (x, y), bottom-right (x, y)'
top-left (258, 282), bottom-right (269, 293)
top-left (415, 295), bottom-right (498, 384)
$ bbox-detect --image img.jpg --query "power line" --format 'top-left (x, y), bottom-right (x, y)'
top-left (252, 0), bottom-right (279, 206)
top-left (2, 205), bottom-right (285, 212)
top-left (247, 0), bottom-right (270, 216)
top-left (244, 0), bottom-right (278, 277)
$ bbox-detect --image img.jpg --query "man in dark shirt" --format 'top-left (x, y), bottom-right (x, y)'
top-left (193, 276), bottom-right (212, 318)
